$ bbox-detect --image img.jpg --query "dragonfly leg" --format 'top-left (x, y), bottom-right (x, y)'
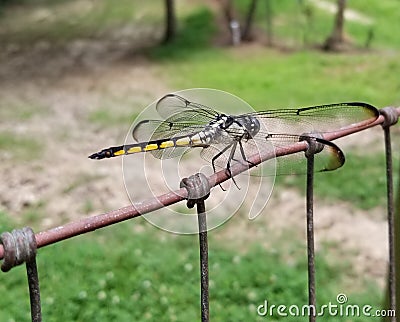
top-left (211, 142), bottom-right (234, 191)
top-left (211, 143), bottom-right (233, 174)
top-left (225, 141), bottom-right (240, 189)
top-left (210, 142), bottom-right (240, 189)
top-left (238, 140), bottom-right (256, 167)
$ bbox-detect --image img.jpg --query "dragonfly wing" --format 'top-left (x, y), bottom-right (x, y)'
top-left (253, 133), bottom-right (345, 176)
top-left (199, 138), bottom-right (272, 172)
top-left (149, 147), bottom-right (192, 160)
top-left (132, 120), bottom-right (207, 141)
top-left (248, 102), bottom-right (379, 134)
top-left (132, 95), bottom-right (220, 160)
top-left (200, 143), bottom-right (235, 170)
top-left (156, 94), bottom-right (220, 120)
top-left (131, 120), bottom-right (202, 160)
top-left (133, 95), bottom-right (220, 142)
top-left (200, 133), bottom-right (344, 176)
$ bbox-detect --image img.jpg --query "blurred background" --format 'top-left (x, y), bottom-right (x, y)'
top-left (0, 0), bottom-right (399, 320)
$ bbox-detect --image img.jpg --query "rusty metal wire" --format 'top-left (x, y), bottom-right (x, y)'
top-left (0, 106), bottom-right (398, 322)
top-left (0, 227), bottom-right (42, 322)
top-left (181, 173), bottom-right (211, 322)
top-left (305, 139), bottom-right (317, 322)
top-left (197, 203), bottom-right (210, 322)
top-left (0, 107), bottom-right (398, 261)
top-left (380, 107), bottom-right (398, 322)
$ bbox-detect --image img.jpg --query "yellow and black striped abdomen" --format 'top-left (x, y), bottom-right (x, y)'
top-left (88, 134), bottom-right (206, 160)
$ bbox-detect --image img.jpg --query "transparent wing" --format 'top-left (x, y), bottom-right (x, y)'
top-left (245, 102), bottom-right (379, 134)
top-left (133, 95), bottom-right (222, 142)
top-left (199, 140), bottom-right (268, 174)
top-left (132, 119), bottom-right (208, 142)
top-left (199, 133), bottom-right (344, 176)
top-left (156, 94), bottom-right (220, 120)
top-left (150, 146), bottom-right (192, 160)
top-left (260, 133), bottom-right (344, 176)
top-left (131, 94), bottom-right (222, 160)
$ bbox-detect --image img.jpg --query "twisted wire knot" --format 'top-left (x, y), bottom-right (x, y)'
top-left (180, 173), bottom-right (211, 208)
top-left (0, 227), bottom-right (37, 272)
top-left (380, 107), bottom-right (399, 128)
top-left (300, 132), bottom-right (325, 158)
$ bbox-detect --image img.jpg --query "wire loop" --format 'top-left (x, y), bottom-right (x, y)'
top-left (0, 227), bottom-right (37, 272)
top-left (380, 107), bottom-right (399, 128)
top-left (300, 132), bottom-right (324, 158)
top-left (180, 173), bottom-right (211, 208)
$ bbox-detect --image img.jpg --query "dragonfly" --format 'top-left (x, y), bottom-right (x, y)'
top-left (89, 94), bottom-right (379, 185)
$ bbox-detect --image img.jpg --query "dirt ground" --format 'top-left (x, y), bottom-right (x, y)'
top-left (0, 34), bottom-right (391, 292)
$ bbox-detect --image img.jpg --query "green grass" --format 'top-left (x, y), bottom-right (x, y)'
top-left (146, 3), bottom-right (400, 109)
top-left (150, 6), bottom-right (216, 61)
top-left (159, 49), bottom-right (400, 109)
top-left (21, 203), bottom-right (46, 226)
top-left (0, 213), bottom-right (382, 322)
top-left (0, 3), bottom-right (398, 320)
top-left (350, 0), bottom-right (400, 48)
top-left (155, 39), bottom-right (400, 210)
top-left (231, 0), bottom-right (400, 49)
top-left (0, 131), bottom-right (43, 160)
top-left (0, 0), bottom-right (162, 45)
top-left (0, 101), bottom-right (39, 121)
top-left (278, 152), bottom-right (400, 210)
top-left (1, 0), bottom-right (400, 50)
top-left (88, 108), bottom-right (138, 128)
top-left (148, 3), bottom-right (400, 210)
top-left (62, 173), bottom-right (103, 194)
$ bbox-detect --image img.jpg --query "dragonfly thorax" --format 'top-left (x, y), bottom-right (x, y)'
top-left (201, 115), bottom-right (236, 144)
top-left (204, 114), bottom-right (261, 144)
top-left (235, 115), bottom-right (260, 139)
top-left (204, 114), bottom-right (232, 130)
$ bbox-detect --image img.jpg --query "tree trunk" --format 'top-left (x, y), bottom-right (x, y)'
top-left (323, 0), bottom-right (346, 51)
top-left (163, 0), bottom-right (176, 43)
top-left (265, 0), bottom-right (273, 46)
top-left (220, 0), bottom-right (241, 45)
top-left (241, 0), bottom-right (258, 41)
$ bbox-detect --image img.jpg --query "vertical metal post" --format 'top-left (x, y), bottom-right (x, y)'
top-left (180, 173), bottom-right (211, 322)
top-left (380, 107), bottom-right (398, 321)
top-left (26, 258), bottom-right (42, 322)
top-left (383, 126), bottom-right (396, 321)
top-left (197, 201), bottom-right (210, 322)
top-left (396, 151), bottom-right (400, 321)
top-left (1, 227), bottom-right (42, 322)
top-left (306, 151), bottom-right (316, 322)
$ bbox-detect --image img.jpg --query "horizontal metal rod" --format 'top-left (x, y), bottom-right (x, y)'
top-left (0, 107), bottom-right (398, 260)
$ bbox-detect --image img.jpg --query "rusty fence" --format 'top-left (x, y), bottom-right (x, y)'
top-left (0, 106), bottom-right (399, 322)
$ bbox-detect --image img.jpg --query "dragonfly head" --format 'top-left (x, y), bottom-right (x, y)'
top-left (238, 115), bottom-right (260, 139)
